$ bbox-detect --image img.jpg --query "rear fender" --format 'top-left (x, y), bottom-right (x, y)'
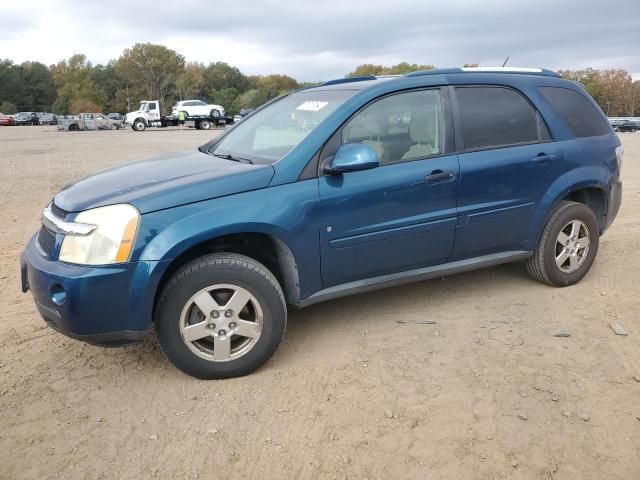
top-left (526, 165), bottom-right (610, 248)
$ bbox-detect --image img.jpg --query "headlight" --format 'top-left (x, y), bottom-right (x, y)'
top-left (59, 204), bottom-right (140, 265)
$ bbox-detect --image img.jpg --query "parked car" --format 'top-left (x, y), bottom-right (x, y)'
top-left (15, 112), bottom-right (39, 126)
top-left (233, 108), bottom-right (254, 124)
top-left (58, 113), bottom-right (123, 131)
top-left (0, 115), bottom-right (16, 126)
top-left (615, 120), bottom-right (639, 133)
top-left (38, 113), bottom-right (56, 125)
top-left (172, 100), bottom-right (225, 119)
top-left (21, 67), bottom-right (622, 379)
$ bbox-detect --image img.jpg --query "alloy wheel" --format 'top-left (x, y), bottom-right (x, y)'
top-left (555, 219), bottom-right (590, 273)
top-left (179, 284), bottom-right (263, 362)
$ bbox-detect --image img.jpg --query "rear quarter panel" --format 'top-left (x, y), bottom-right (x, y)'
top-left (526, 78), bottom-right (620, 241)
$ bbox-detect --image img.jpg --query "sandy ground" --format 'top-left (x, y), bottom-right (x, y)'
top-left (0, 126), bottom-right (639, 480)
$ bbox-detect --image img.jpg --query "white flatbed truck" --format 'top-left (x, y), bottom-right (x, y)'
top-left (125, 100), bottom-right (229, 131)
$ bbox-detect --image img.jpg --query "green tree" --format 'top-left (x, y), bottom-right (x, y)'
top-left (176, 62), bottom-right (205, 100)
top-left (90, 61), bottom-right (120, 112)
top-left (0, 60), bottom-right (23, 108)
top-left (233, 89), bottom-right (270, 110)
top-left (558, 68), bottom-right (603, 101)
top-left (51, 96), bottom-right (69, 114)
top-left (69, 98), bottom-right (102, 114)
top-left (51, 54), bottom-right (104, 114)
top-left (559, 68), bottom-right (633, 116)
top-left (346, 62), bottom-right (435, 77)
top-left (209, 87), bottom-right (239, 114)
top-left (254, 74), bottom-right (298, 98)
top-left (19, 61), bottom-right (57, 111)
top-left (115, 43), bottom-right (185, 112)
top-left (0, 100), bottom-right (17, 114)
top-left (346, 64), bottom-right (384, 77)
top-left (203, 62), bottom-right (248, 95)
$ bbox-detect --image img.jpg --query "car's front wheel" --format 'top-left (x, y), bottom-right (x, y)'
top-left (526, 201), bottom-right (599, 287)
top-left (132, 119), bottom-right (146, 131)
top-left (156, 254), bottom-right (287, 379)
top-left (210, 109), bottom-right (221, 118)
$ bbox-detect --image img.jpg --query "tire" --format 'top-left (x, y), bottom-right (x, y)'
top-left (210, 109), bottom-right (220, 118)
top-left (526, 201), bottom-right (599, 287)
top-left (199, 120), bottom-right (211, 130)
top-left (132, 119), bottom-right (146, 131)
top-left (156, 253), bottom-right (287, 379)
top-left (68, 124), bottom-right (79, 131)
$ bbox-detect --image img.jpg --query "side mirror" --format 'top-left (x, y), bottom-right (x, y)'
top-left (323, 143), bottom-right (380, 175)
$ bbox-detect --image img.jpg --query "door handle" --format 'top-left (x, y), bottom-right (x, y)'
top-left (425, 170), bottom-right (454, 182)
top-left (533, 153), bottom-right (556, 165)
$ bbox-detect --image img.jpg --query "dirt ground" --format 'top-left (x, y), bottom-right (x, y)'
top-left (0, 126), bottom-right (639, 480)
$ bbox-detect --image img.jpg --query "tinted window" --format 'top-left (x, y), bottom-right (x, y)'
top-left (540, 86), bottom-right (610, 138)
top-left (147, 102), bottom-right (157, 110)
top-left (455, 87), bottom-right (542, 150)
top-left (342, 89), bottom-right (444, 164)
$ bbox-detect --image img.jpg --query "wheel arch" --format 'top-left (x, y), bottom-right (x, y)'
top-left (529, 181), bottom-right (609, 251)
top-left (561, 186), bottom-right (608, 232)
top-left (526, 165), bottom-right (612, 250)
top-left (150, 231), bottom-right (301, 320)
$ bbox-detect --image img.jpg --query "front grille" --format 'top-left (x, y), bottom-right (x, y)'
top-left (37, 226), bottom-right (56, 255)
top-left (51, 202), bottom-right (68, 219)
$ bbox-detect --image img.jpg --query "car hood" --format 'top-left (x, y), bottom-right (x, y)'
top-left (54, 150), bottom-right (275, 214)
top-left (125, 111), bottom-right (143, 121)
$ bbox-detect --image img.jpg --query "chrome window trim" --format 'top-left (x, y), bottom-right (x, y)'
top-left (42, 205), bottom-right (96, 236)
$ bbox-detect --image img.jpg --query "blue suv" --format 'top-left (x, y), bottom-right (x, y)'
top-left (21, 67), bottom-right (623, 378)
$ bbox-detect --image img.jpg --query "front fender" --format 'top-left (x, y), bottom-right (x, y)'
top-left (132, 180), bottom-right (322, 300)
top-left (142, 218), bottom-right (291, 261)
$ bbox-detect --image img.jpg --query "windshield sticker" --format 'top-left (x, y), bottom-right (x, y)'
top-left (296, 101), bottom-right (328, 112)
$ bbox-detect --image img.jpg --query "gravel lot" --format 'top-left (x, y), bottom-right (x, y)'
top-left (1, 126), bottom-right (639, 480)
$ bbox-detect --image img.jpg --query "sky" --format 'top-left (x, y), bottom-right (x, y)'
top-left (1, 0), bottom-right (639, 81)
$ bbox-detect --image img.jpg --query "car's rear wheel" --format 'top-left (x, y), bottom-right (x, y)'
top-left (526, 201), bottom-right (599, 287)
top-left (156, 254), bottom-right (287, 379)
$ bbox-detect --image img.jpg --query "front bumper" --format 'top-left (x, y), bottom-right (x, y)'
top-left (21, 234), bottom-right (168, 347)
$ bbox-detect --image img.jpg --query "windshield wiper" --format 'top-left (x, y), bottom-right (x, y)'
top-left (213, 153), bottom-right (253, 164)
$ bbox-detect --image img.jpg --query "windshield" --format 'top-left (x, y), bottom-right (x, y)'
top-left (212, 89), bottom-right (357, 164)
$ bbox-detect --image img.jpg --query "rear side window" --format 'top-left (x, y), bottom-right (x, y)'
top-left (540, 86), bottom-right (610, 138)
top-left (455, 86), bottom-right (547, 150)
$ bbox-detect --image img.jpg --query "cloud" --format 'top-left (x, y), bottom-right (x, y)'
top-left (1, 0), bottom-right (638, 81)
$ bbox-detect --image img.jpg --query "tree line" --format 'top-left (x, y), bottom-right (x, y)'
top-left (1, 43), bottom-right (638, 117)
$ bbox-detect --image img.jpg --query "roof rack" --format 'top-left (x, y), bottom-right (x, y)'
top-left (406, 67), bottom-right (560, 78)
top-left (322, 75), bottom-right (377, 86)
